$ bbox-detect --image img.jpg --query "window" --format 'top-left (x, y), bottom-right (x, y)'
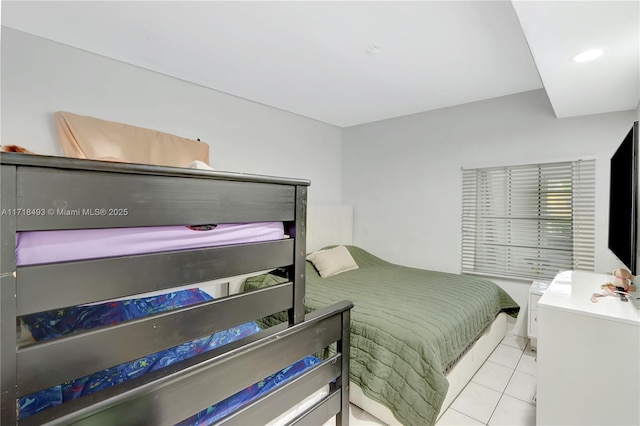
top-left (462, 160), bottom-right (595, 281)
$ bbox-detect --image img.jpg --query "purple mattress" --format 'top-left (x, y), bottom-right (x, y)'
top-left (16, 222), bottom-right (285, 266)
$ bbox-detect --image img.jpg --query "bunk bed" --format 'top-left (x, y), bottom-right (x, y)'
top-left (0, 152), bottom-right (352, 426)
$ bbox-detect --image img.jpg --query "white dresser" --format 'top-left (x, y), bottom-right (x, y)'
top-left (537, 271), bottom-right (640, 426)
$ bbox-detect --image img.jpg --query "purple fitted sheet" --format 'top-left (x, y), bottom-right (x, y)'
top-left (16, 222), bottom-right (285, 266)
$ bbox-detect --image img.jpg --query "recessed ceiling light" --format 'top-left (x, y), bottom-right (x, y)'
top-left (571, 48), bottom-right (606, 63)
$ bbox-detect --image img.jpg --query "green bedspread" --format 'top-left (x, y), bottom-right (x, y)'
top-left (244, 246), bottom-right (519, 426)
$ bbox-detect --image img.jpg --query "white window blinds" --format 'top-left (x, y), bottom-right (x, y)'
top-left (462, 160), bottom-right (595, 281)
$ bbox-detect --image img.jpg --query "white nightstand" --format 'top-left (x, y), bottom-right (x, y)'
top-left (527, 280), bottom-right (549, 350)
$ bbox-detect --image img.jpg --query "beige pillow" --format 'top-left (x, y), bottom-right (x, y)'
top-left (306, 245), bottom-right (358, 278)
top-left (18, 320), bottom-right (36, 344)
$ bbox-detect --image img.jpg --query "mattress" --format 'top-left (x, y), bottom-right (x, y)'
top-left (16, 222), bottom-right (285, 265)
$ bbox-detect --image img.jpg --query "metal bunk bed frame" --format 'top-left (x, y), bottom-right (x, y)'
top-left (0, 152), bottom-right (352, 426)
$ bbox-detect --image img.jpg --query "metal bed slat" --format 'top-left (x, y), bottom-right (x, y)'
top-left (217, 355), bottom-right (342, 426)
top-left (1, 152), bottom-right (311, 186)
top-left (20, 301), bottom-right (352, 426)
top-left (17, 239), bottom-right (294, 315)
top-left (17, 283), bottom-right (294, 395)
top-left (16, 167), bottom-right (296, 230)
top-left (288, 391), bottom-right (342, 426)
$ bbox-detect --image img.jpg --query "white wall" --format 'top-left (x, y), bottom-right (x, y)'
top-left (1, 28), bottom-right (343, 204)
top-left (342, 89), bottom-right (636, 335)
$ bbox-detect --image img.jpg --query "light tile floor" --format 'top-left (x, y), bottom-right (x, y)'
top-left (349, 334), bottom-right (537, 426)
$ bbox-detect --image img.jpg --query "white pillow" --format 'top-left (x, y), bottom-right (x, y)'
top-left (188, 160), bottom-right (215, 170)
top-left (306, 245), bottom-right (358, 278)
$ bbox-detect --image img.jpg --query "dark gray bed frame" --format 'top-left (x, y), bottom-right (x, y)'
top-left (0, 152), bottom-right (352, 426)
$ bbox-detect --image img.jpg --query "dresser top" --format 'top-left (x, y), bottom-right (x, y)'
top-left (539, 270), bottom-right (640, 326)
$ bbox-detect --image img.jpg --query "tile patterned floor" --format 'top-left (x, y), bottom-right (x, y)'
top-left (349, 334), bottom-right (537, 426)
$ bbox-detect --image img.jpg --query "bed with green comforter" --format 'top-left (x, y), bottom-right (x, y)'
top-left (244, 246), bottom-right (519, 426)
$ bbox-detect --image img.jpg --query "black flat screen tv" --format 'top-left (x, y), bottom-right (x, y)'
top-left (609, 121), bottom-right (639, 275)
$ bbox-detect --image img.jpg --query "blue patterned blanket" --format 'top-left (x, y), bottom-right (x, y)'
top-left (20, 289), bottom-right (319, 424)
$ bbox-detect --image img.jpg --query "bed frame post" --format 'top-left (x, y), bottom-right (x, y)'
top-left (0, 165), bottom-right (18, 425)
top-left (334, 307), bottom-right (351, 426)
top-left (289, 184), bottom-right (308, 325)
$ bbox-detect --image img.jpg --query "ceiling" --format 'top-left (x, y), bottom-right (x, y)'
top-left (2, 1), bottom-right (638, 127)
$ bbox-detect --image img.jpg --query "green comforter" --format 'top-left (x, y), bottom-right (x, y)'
top-left (244, 246), bottom-right (519, 426)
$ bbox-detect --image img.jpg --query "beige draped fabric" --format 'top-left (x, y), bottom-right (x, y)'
top-left (55, 111), bottom-right (210, 167)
